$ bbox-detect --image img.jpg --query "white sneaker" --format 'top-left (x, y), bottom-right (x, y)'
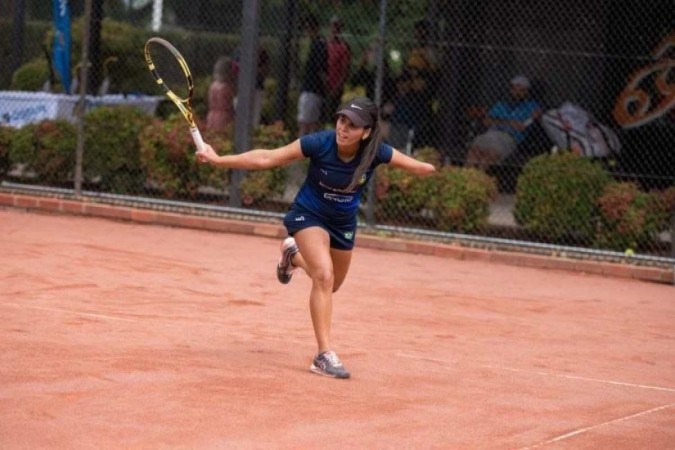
top-left (276, 237), bottom-right (298, 284)
top-left (310, 351), bottom-right (351, 379)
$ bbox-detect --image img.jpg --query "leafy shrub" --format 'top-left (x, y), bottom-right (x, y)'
top-left (375, 147), bottom-right (443, 221)
top-left (239, 122), bottom-right (292, 206)
top-left (661, 186), bottom-right (675, 215)
top-left (11, 58), bottom-right (50, 91)
top-left (429, 166), bottom-right (497, 233)
top-left (8, 120), bottom-right (77, 184)
top-left (595, 182), bottom-right (673, 251)
top-left (84, 106), bottom-right (154, 193)
top-left (514, 152), bottom-right (612, 242)
top-left (375, 147), bottom-right (494, 232)
top-left (138, 115), bottom-right (231, 199)
top-left (0, 126), bottom-right (15, 178)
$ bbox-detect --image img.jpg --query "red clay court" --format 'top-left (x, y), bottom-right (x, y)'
top-left (1, 208), bottom-right (674, 448)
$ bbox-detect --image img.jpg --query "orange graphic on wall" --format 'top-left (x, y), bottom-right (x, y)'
top-left (613, 32), bottom-right (674, 129)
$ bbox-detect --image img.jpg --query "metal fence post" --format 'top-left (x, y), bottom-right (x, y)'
top-left (365, 0), bottom-right (387, 228)
top-left (230, 0), bottom-right (260, 208)
top-left (74, 0), bottom-right (93, 197)
top-left (273, 0), bottom-right (298, 123)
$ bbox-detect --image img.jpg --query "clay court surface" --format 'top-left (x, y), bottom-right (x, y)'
top-left (1, 208), bottom-right (674, 449)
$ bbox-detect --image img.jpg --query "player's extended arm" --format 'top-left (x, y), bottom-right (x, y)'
top-left (196, 139), bottom-right (304, 170)
top-left (389, 149), bottom-right (436, 176)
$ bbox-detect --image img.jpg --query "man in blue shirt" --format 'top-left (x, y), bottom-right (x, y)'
top-left (466, 75), bottom-right (542, 170)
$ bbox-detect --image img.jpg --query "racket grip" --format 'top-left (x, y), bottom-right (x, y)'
top-left (190, 126), bottom-right (205, 152)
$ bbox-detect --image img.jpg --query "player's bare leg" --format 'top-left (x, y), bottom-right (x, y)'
top-left (293, 227), bottom-right (350, 378)
top-left (293, 227), bottom-right (333, 352)
top-left (286, 246), bottom-right (351, 293)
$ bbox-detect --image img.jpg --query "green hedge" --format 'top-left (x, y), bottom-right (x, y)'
top-left (8, 120), bottom-right (77, 185)
top-left (0, 126), bottom-right (15, 178)
top-left (375, 147), bottom-right (496, 232)
top-left (2, 116), bottom-right (670, 254)
top-left (83, 105), bottom-right (154, 193)
top-left (240, 122), bottom-right (293, 206)
top-left (138, 114), bottom-right (232, 199)
top-left (375, 147), bottom-right (442, 222)
top-left (595, 182), bottom-right (673, 251)
top-left (514, 152), bottom-right (612, 243)
top-left (431, 167), bottom-right (498, 233)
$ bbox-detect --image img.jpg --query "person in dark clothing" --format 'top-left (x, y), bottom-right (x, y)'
top-left (297, 14), bottom-right (327, 137)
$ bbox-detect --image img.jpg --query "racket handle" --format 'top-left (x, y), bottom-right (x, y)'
top-left (190, 126), bottom-right (205, 152)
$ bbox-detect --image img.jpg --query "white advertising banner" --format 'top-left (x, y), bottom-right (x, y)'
top-left (0, 91), bottom-right (162, 128)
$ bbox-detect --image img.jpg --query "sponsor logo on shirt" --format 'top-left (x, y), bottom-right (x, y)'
top-left (323, 193), bottom-right (354, 203)
top-left (294, 215), bottom-right (305, 221)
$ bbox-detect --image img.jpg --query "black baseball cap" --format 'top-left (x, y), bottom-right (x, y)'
top-left (334, 98), bottom-right (373, 128)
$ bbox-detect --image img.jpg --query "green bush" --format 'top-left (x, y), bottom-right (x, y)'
top-left (83, 105), bottom-right (154, 193)
top-left (430, 166), bottom-right (497, 233)
top-left (240, 122), bottom-right (292, 205)
top-left (514, 152), bottom-right (612, 242)
top-left (8, 120), bottom-right (77, 185)
top-left (0, 126), bottom-right (15, 178)
top-left (374, 147), bottom-right (494, 232)
top-left (138, 115), bottom-right (231, 199)
top-left (595, 182), bottom-right (672, 251)
top-left (375, 147), bottom-right (443, 222)
top-left (10, 58), bottom-right (50, 91)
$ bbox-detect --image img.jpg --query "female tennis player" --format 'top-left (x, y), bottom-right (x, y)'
top-left (196, 96), bottom-right (435, 379)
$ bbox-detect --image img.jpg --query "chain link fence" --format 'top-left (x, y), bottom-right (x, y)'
top-left (1, 0), bottom-right (673, 262)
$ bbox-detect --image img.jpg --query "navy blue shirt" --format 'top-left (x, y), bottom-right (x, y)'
top-left (295, 130), bottom-right (393, 223)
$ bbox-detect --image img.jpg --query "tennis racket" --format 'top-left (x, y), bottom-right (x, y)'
top-left (144, 37), bottom-right (205, 153)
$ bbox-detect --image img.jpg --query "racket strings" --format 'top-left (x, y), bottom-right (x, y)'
top-left (147, 42), bottom-right (192, 101)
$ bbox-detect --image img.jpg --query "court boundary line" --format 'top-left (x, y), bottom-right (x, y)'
top-left (2, 301), bottom-right (310, 346)
top-left (396, 353), bottom-right (675, 393)
top-left (4, 302), bottom-right (139, 323)
top-left (481, 363), bottom-right (675, 393)
top-left (518, 402), bottom-right (675, 449)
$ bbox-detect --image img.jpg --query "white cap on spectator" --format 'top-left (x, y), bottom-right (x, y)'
top-left (510, 75), bottom-right (531, 89)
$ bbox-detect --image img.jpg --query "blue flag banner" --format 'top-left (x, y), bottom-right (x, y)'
top-left (52, 0), bottom-right (72, 94)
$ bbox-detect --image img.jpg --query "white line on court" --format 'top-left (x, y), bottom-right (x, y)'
top-left (481, 364), bottom-right (675, 393)
top-left (518, 402), bottom-right (675, 449)
top-left (3, 302), bottom-right (140, 323)
top-left (395, 353), bottom-right (675, 393)
top-left (1, 301), bottom-right (308, 345)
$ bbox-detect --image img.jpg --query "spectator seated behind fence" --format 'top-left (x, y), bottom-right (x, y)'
top-left (466, 75), bottom-right (542, 171)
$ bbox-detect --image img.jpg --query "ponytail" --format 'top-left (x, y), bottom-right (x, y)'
top-left (345, 100), bottom-right (382, 192)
